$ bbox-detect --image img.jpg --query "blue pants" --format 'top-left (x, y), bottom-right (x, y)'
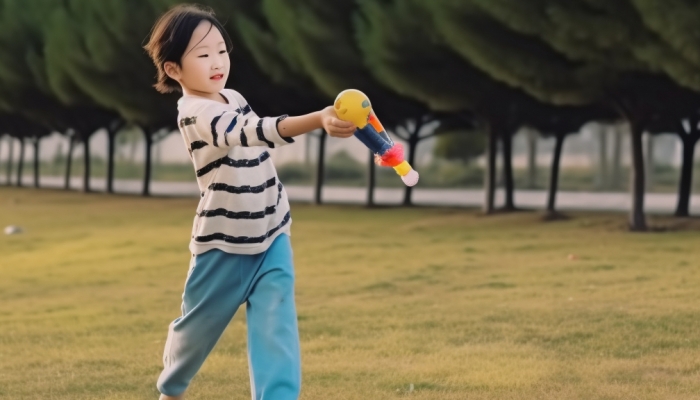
top-left (157, 234), bottom-right (301, 399)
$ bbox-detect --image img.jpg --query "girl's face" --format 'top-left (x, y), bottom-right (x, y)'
top-left (165, 20), bottom-right (230, 100)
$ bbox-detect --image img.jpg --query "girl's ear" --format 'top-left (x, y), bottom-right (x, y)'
top-left (163, 61), bottom-right (182, 81)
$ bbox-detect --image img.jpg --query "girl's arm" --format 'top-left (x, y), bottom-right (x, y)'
top-left (277, 106), bottom-right (356, 139)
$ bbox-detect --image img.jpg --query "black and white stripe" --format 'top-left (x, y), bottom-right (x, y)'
top-left (179, 116), bottom-right (197, 127)
top-left (256, 119), bottom-right (276, 148)
top-left (223, 114), bottom-right (239, 146)
top-left (240, 119), bottom-right (250, 147)
top-left (190, 140), bottom-right (208, 152)
top-left (197, 182), bottom-right (283, 220)
top-left (276, 115), bottom-right (294, 144)
top-left (178, 89), bottom-right (296, 255)
top-left (196, 152), bottom-right (270, 177)
top-left (199, 205), bottom-right (277, 220)
top-left (194, 211), bottom-right (291, 244)
top-left (210, 112), bottom-right (225, 147)
top-left (207, 177), bottom-right (276, 195)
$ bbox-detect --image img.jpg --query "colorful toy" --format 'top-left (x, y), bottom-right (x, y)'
top-left (333, 89), bottom-right (419, 187)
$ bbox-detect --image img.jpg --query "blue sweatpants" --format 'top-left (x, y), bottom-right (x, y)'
top-left (157, 234), bottom-right (301, 399)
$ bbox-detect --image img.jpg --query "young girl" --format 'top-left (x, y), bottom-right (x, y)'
top-left (144, 4), bottom-right (355, 399)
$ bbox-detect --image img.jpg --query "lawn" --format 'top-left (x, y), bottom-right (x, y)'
top-left (1, 187), bottom-right (699, 399)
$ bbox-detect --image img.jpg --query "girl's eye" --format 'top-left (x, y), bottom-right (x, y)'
top-left (198, 54), bottom-right (208, 58)
top-left (219, 50), bottom-right (226, 54)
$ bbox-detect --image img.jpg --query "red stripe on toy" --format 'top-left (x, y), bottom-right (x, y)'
top-left (378, 143), bottom-right (404, 167)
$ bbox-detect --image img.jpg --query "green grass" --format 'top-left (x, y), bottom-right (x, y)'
top-left (1, 187), bottom-right (700, 399)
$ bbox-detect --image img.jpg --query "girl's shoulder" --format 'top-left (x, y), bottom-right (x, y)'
top-left (223, 89), bottom-right (248, 108)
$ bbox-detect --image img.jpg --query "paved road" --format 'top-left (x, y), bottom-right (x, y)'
top-left (6, 176), bottom-right (700, 214)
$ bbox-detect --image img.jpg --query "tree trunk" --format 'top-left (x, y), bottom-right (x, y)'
top-left (596, 125), bottom-right (608, 189)
top-left (483, 127), bottom-right (497, 214)
top-left (526, 128), bottom-right (538, 189)
top-left (314, 130), bottom-right (326, 205)
top-left (142, 127), bottom-right (153, 197)
top-left (33, 138), bottom-right (40, 188)
top-left (82, 133), bottom-right (91, 193)
top-left (16, 138), bottom-right (25, 187)
top-left (367, 150), bottom-right (375, 207)
top-left (675, 133), bottom-right (699, 217)
top-left (402, 138), bottom-right (418, 206)
top-left (645, 133), bottom-right (655, 190)
top-left (402, 125), bottom-right (421, 207)
top-left (107, 128), bottom-right (117, 193)
top-left (501, 129), bottom-right (516, 211)
top-left (546, 133), bottom-right (565, 216)
top-left (0, 136), bottom-right (3, 185)
top-left (611, 124), bottom-right (623, 190)
top-left (6, 136), bottom-right (13, 185)
top-left (64, 134), bottom-right (75, 190)
top-left (629, 121), bottom-right (647, 231)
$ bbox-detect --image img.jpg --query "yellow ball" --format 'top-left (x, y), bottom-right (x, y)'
top-left (334, 89), bottom-right (372, 129)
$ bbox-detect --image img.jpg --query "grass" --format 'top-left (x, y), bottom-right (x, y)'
top-left (1, 187), bottom-right (700, 399)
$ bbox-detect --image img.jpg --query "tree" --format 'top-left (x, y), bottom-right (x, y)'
top-left (0, 123), bottom-right (13, 186)
top-left (433, 121), bottom-right (487, 164)
top-left (629, 0), bottom-right (700, 216)
top-left (673, 117), bottom-right (700, 217)
top-left (16, 136), bottom-right (24, 186)
top-left (357, 0), bottom-right (573, 213)
top-left (0, 0), bottom-right (122, 193)
top-left (0, 113), bottom-right (48, 187)
top-left (0, 120), bottom-right (14, 185)
top-left (64, 129), bottom-right (76, 189)
top-left (0, 133), bottom-right (3, 182)
top-left (44, 3), bottom-right (125, 193)
top-left (423, 0), bottom-right (621, 212)
top-left (645, 107), bottom-right (700, 217)
top-left (459, 0), bottom-right (700, 229)
top-left (528, 105), bottom-right (615, 218)
top-left (258, 0), bottom-right (430, 206)
top-left (49, 0), bottom-right (179, 196)
top-left (0, 0), bottom-right (65, 152)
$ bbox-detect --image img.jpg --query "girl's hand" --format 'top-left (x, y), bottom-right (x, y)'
top-left (320, 106), bottom-right (356, 138)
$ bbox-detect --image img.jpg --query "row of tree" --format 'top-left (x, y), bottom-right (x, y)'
top-left (1, 0), bottom-right (699, 230)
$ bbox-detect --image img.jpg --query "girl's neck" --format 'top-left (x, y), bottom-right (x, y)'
top-left (182, 87), bottom-right (228, 104)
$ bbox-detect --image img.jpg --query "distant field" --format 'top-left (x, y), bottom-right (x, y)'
top-left (1, 187), bottom-right (700, 399)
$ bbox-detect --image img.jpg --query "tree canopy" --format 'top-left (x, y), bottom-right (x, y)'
top-left (0, 0), bottom-right (699, 224)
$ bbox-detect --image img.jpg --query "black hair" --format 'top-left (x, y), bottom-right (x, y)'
top-left (144, 3), bottom-right (233, 94)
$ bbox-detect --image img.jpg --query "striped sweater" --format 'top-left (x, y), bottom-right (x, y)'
top-left (177, 89), bottom-right (294, 255)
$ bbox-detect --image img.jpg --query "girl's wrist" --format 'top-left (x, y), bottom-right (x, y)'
top-left (318, 107), bottom-right (331, 129)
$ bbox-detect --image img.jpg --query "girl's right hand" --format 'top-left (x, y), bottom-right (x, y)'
top-left (320, 106), bottom-right (356, 138)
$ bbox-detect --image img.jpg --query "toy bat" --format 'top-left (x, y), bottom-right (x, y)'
top-left (333, 89), bottom-right (419, 187)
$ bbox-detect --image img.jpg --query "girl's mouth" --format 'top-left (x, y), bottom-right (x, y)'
top-left (211, 74), bottom-right (224, 81)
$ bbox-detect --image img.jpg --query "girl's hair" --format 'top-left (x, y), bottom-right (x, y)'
top-left (144, 3), bottom-right (233, 94)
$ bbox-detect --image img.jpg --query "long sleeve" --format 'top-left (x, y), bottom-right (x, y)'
top-left (187, 93), bottom-right (294, 151)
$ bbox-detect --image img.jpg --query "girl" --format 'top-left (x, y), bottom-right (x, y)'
top-left (144, 4), bottom-right (355, 399)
